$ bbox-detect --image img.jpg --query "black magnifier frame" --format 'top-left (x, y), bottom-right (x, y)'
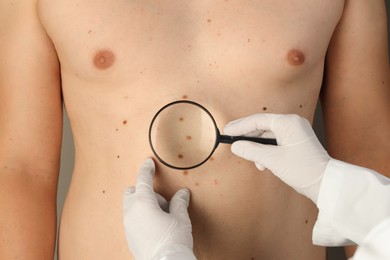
top-left (148, 100), bottom-right (277, 170)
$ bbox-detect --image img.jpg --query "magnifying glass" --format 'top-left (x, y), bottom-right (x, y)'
top-left (149, 100), bottom-right (277, 170)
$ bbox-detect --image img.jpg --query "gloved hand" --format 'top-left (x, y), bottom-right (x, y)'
top-left (223, 114), bottom-right (331, 203)
top-left (123, 158), bottom-right (196, 260)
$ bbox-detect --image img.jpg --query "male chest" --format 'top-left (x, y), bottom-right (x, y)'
top-left (39, 0), bottom-right (345, 82)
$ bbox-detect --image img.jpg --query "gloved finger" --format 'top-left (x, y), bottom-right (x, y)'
top-left (155, 192), bottom-right (169, 212)
top-left (260, 131), bottom-right (276, 139)
top-left (225, 114), bottom-right (315, 146)
top-left (169, 188), bottom-right (191, 222)
top-left (254, 162), bottom-right (266, 171)
top-left (270, 114), bottom-right (315, 144)
top-left (135, 158), bottom-right (156, 194)
top-left (223, 113), bottom-right (280, 136)
top-left (125, 186), bottom-right (136, 194)
top-left (123, 186), bottom-right (136, 209)
top-left (231, 141), bottom-right (276, 165)
top-left (125, 186), bottom-right (136, 195)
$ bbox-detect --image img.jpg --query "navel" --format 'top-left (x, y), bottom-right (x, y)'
top-left (287, 49), bottom-right (305, 66)
top-left (93, 49), bottom-right (116, 70)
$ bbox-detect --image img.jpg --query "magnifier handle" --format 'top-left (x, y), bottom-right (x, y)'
top-left (219, 134), bottom-right (277, 145)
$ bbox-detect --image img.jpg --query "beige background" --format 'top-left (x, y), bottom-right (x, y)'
top-left (55, 2), bottom-right (390, 259)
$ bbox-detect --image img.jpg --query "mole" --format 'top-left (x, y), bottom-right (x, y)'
top-left (186, 135), bottom-right (192, 140)
top-left (179, 117), bottom-right (184, 121)
top-left (178, 154), bottom-right (184, 159)
top-left (183, 170), bottom-right (189, 175)
top-left (93, 49), bottom-right (115, 70)
top-left (123, 120), bottom-right (127, 125)
top-left (102, 190), bottom-right (106, 194)
top-left (287, 49), bottom-right (305, 66)
top-left (262, 107), bottom-right (267, 111)
top-left (210, 156), bottom-right (215, 161)
top-left (182, 94), bottom-right (188, 99)
top-left (305, 219), bottom-right (309, 224)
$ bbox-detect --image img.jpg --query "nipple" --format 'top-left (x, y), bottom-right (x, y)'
top-left (93, 49), bottom-right (116, 70)
top-left (287, 49), bottom-right (305, 66)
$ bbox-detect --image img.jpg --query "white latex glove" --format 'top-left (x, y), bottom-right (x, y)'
top-left (123, 158), bottom-right (196, 260)
top-left (224, 114), bottom-right (331, 203)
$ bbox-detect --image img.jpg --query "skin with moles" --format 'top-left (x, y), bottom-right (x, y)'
top-left (50, 0), bottom-right (330, 257)
top-left (54, 1), bottom-right (328, 256)
top-left (1, 0), bottom-right (389, 259)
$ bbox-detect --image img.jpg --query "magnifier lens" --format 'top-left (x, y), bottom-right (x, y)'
top-left (149, 102), bottom-right (217, 169)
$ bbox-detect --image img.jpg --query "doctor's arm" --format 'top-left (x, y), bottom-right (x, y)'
top-left (223, 113), bottom-right (390, 246)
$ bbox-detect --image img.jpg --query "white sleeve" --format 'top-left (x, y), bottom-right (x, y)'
top-left (312, 159), bottom-right (390, 246)
top-left (352, 218), bottom-right (390, 260)
top-left (151, 244), bottom-right (197, 260)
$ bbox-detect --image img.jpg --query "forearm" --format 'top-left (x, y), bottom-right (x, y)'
top-left (322, 0), bottom-right (390, 179)
top-left (0, 168), bottom-right (58, 260)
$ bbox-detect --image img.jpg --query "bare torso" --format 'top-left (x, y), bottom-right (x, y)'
top-left (38, 1), bottom-right (345, 259)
